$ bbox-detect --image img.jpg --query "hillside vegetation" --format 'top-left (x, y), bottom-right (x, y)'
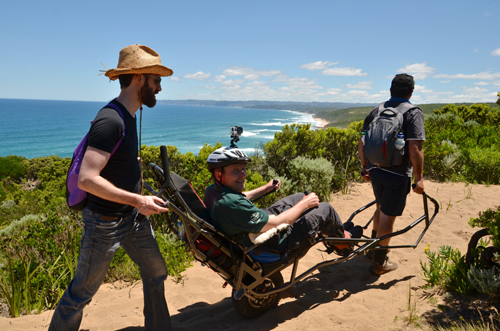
top-left (319, 102), bottom-right (499, 128)
top-left (0, 99), bottom-right (499, 317)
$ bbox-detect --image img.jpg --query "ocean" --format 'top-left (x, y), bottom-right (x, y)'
top-left (0, 99), bottom-right (322, 159)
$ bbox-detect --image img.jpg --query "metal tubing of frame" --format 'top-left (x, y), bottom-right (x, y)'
top-left (423, 192), bottom-right (430, 227)
top-left (345, 200), bottom-right (377, 224)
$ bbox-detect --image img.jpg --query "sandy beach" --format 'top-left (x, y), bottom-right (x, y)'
top-left (312, 116), bottom-right (329, 128)
top-left (1, 181), bottom-right (499, 331)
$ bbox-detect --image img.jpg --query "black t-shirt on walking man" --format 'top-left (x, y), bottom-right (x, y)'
top-left (85, 99), bottom-right (141, 216)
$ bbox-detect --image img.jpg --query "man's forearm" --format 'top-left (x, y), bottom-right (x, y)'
top-left (79, 175), bottom-right (141, 207)
top-left (358, 138), bottom-right (366, 167)
top-left (261, 201), bottom-right (307, 232)
top-left (408, 140), bottom-right (424, 180)
top-left (244, 184), bottom-right (272, 201)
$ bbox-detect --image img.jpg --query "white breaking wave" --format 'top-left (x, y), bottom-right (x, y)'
top-left (238, 147), bottom-right (259, 154)
top-left (247, 122), bottom-right (284, 126)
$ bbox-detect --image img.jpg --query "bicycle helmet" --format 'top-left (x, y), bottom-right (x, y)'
top-left (207, 146), bottom-right (251, 171)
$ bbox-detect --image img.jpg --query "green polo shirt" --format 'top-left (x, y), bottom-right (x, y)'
top-left (204, 183), bottom-right (269, 246)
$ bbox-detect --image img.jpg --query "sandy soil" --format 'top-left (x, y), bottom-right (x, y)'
top-left (1, 181), bottom-right (499, 331)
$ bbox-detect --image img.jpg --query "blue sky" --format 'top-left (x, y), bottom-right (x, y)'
top-left (1, 0), bottom-right (499, 104)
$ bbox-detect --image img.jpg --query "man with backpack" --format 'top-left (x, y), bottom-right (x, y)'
top-left (359, 73), bottom-right (425, 275)
top-left (50, 45), bottom-right (174, 331)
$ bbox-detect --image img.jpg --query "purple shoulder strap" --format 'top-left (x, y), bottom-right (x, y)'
top-left (103, 103), bottom-right (126, 155)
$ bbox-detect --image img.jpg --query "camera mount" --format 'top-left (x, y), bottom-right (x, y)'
top-left (230, 126), bottom-right (243, 148)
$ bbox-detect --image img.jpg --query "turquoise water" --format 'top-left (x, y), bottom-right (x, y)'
top-left (0, 99), bottom-right (321, 158)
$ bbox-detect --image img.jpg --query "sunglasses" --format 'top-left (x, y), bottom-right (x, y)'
top-left (144, 74), bottom-right (162, 86)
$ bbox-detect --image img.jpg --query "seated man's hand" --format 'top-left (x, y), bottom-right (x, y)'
top-left (302, 192), bottom-right (320, 209)
top-left (268, 179), bottom-right (281, 191)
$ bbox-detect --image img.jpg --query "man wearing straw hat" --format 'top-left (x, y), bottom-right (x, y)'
top-left (49, 45), bottom-right (174, 331)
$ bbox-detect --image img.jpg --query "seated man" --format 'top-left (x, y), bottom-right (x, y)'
top-left (204, 146), bottom-right (357, 256)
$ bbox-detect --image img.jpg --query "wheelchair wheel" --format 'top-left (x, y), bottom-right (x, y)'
top-left (231, 271), bottom-right (284, 318)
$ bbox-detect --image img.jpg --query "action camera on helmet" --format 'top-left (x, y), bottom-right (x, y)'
top-left (230, 126), bottom-right (243, 148)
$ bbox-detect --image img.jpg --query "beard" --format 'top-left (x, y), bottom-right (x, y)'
top-left (140, 83), bottom-right (157, 108)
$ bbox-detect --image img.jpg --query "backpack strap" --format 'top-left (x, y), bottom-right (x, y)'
top-left (103, 102), bottom-right (126, 155)
top-left (393, 102), bottom-right (418, 116)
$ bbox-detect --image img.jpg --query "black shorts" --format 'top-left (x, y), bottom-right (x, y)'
top-left (369, 168), bottom-right (411, 217)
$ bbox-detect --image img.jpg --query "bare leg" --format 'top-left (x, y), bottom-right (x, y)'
top-left (372, 204), bottom-right (381, 236)
top-left (376, 211), bottom-right (397, 247)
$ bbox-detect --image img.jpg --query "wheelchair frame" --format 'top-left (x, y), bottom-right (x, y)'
top-left (146, 146), bottom-right (440, 318)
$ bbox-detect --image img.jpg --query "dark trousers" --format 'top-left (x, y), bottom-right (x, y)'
top-left (264, 193), bottom-right (344, 252)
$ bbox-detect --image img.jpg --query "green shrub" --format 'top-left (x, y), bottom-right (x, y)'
top-left (0, 212), bottom-right (81, 314)
top-left (0, 156), bottom-right (28, 181)
top-left (284, 156), bottom-right (335, 201)
top-left (467, 266), bottom-right (500, 300)
top-left (462, 147), bottom-right (500, 185)
top-left (433, 103), bottom-right (500, 126)
top-left (424, 111), bottom-right (500, 184)
top-left (469, 206), bottom-right (500, 249)
top-left (263, 122), bottom-right (360, 193)
top-left (420, 245), bottom-right (474, 294)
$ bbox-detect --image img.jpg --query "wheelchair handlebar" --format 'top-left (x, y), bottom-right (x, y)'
top-left (160, 145), bottom-right (170, 190)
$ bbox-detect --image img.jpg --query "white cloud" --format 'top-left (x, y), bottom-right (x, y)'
top-left (183, 71), bottom-right (211, 81)
top-left (299, 61), bottom-right (338, 71)
top-left (347, 90), bottom-right (370, 97)
top-left (221, 79), bottom-right (242, 91)
top-left (246, 80), bottom-right (267, 87)
top-left (346, 81), bottom-right (373, 89)
top-left (170, 77), bottom-right (180, 82)
top-left (398, 63), bottom-right (435, 80)
top-left (244, 74), bottom-right (260, 80)
top-left (325, 88), bottom-right (341, 95)
top-left (223, 66), bottom-right (283, 77)
top-left (213, 75), bottom-right (226, 82)
top-left (492, 47), bottom-right (500, 57)
top-left (462, 86), bottom-right (489, 94)
top-left (440, 80), bottom-right (450, 84)
top-left (322, 67), bottom-right (367, 76)
top-left (414, 84), bottom-right (433, 94)
top-left (434, 71), bottom-right (500, 80)
top-left (492, 81), bottom-right (500, 87)
top-left (202, 85), bottom-right (216, 90)
top-left (474, 81), bottom-right (489, 86)
top-left (286, 77), bottom-right (323, 90)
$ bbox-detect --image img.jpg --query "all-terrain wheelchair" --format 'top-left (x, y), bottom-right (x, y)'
top-left (146, 145), bottom-right (439, 318)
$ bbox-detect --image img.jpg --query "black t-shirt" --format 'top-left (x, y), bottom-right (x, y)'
top-left (362, 99), bottom-right (425, 177)
top-left (85, 99), bottom-right (141, 216)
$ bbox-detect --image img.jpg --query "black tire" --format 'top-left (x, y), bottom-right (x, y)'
top-left (231, 271), bottom-right (284, 318)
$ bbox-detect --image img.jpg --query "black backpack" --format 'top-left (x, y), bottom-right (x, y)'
top-left (363, 102), bottom-right (417, 167)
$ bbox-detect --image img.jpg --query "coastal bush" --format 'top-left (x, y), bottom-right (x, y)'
top-left (0, 212), bottom-right (81, 314)
top-left (424, 111), bottom-right (500, 184)
top-left (433, 103), bottom-right (500, 126)
top-left (281, 156), bottom-right (335, 201)
top-left (0, 147), bottom-right (200, 316)
top-left (420, 245), bottom-right (474, 294)
top-left (323, 121), bottom-right (362, 194)
top-left (467, 266), bottom-right (500, 300)
top-left (469, 206), bottom-right (500, 249)
top-left (421, 206), bottom-right (500, 300)
top-left (461, 147), bottom-right (500, 185)
top-left (263, 122), bottom-right (361, 193)
top-left (0, 156), bottom-right (28, 181)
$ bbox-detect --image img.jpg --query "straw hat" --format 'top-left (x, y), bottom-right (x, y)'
top-left (104, 44), bottom-right (173, 80)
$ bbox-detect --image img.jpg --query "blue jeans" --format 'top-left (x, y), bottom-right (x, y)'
top-left (49, 208), bottom-right (172, 331)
